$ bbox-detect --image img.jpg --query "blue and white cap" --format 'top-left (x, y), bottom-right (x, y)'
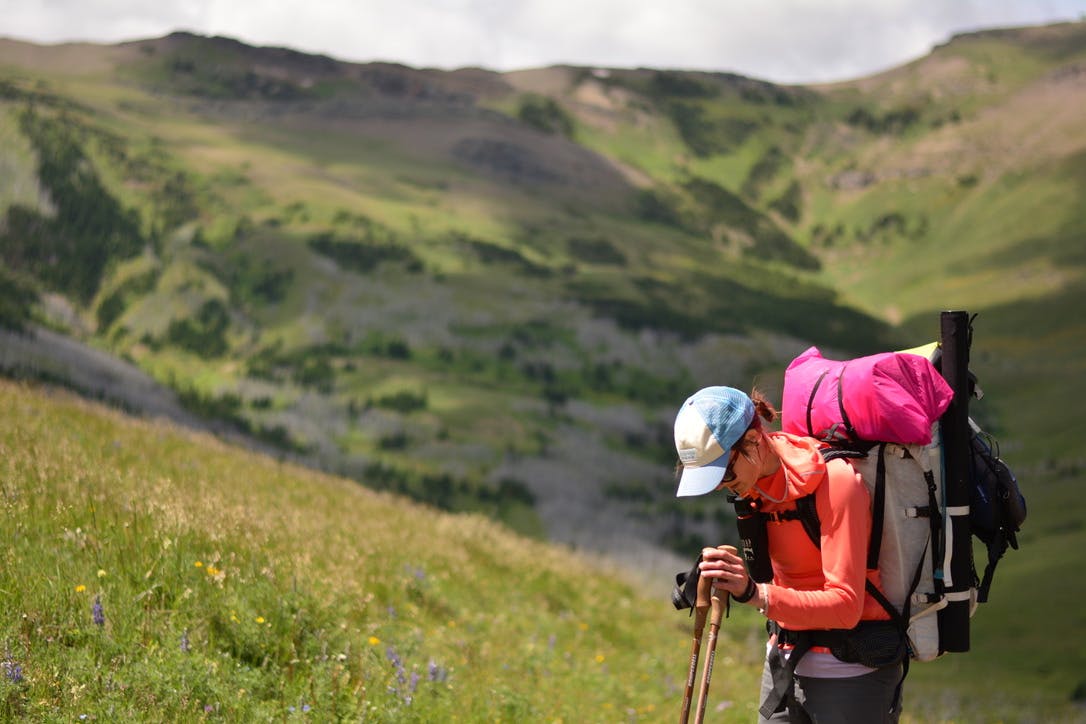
top-left (673, 386), bottom-right (755, 497)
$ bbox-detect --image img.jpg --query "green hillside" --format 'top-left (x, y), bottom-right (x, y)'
top-left (2, 379), bottom-right (1082, 722)
top-left (0, 31), bottom-right (903, 564)
top-left (2, 21), bottom-right (1086, 718)
top-left (0, 378), bottom-right (718, 720)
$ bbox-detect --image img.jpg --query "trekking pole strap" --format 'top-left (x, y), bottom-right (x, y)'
top-left (672, 554), bottom-right (704, 612)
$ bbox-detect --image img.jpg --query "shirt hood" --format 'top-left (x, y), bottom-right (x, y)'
top-left (751, 432), bottom-right (827, 504)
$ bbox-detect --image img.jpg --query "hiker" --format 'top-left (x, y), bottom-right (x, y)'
top-left (674, 385), bottom-right (904, 723)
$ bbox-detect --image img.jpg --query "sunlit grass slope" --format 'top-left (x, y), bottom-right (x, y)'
top-left (0, 379), bottom-right (773, 721)
top-left (4, 378), bottom-right (1085, 723)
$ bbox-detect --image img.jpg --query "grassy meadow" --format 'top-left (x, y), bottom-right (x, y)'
top-left (3, 378), bottom-right (1084, 723)
top-left (0, 378), bottom-right (761, 721)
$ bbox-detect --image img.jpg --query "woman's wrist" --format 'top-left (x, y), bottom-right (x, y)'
top-left (732, 577), bottom-right (757, 603)
top-left (754, 583), bottom-right (768, 615)
top-left (735, 581), bottom-right (769, 615)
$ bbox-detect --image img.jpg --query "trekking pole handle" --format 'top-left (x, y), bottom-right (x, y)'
top-left (693, 545), bottom-right (738, 724)
top-left (709, 545), bottom-right (737, 627)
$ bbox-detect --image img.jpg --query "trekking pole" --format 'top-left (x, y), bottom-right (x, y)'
top-left (694, 545), bottom-right (736, 724)
top-left (679, 572), bottom-right (713, 724)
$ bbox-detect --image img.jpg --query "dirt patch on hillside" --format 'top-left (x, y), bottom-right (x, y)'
top-left (901, 63), bottom-right (1086, 178)
top-left (503, 66), bottom-right (577, 96)
top-left (0, 38), bottom-right (137, 75)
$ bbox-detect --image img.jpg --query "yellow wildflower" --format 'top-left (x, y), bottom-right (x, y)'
top-left (194, 561), bottom-right (203, 568)
top-left (97, 569), bottom-right (107, 578)
top-left (368, 636), bottom-right (380, 646)
top-left (255, 616), bottom-right (265, 624)
top-left (74, 585), bottom-right (86, 593)
top-left (595, 654), bottom-right (605, 663)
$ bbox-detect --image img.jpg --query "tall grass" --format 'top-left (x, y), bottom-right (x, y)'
top-left (0, 379), bottom-right (772, 721)
top-left (4, 379), bottom-right (1085, 722)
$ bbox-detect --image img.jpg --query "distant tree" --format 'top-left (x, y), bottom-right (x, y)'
top-left (0, 268), bottom-right (37, 332)
top-left (516, 95), bottom-right (575, 138)
top-left (0, 108), bottom-right (144, 302)
top-left (769, 180), bottom-right (803, 223)
top-left (165, 299), bottom-right (230, 357)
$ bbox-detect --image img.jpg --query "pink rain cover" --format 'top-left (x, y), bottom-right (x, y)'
top-left (781, 346), bottom-right (954, 445)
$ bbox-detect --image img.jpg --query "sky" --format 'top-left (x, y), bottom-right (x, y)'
top-left (2, 0), bottom-right (1085, 84)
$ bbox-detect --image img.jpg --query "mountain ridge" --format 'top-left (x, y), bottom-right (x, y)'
top-left (1, 22), bottom-right (1084, 576)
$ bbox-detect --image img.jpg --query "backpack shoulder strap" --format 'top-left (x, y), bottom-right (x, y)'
top-left (816, 443), bottom-right (884, 569)
top-left (815, 446), bottom-right (906, 623)
top-left (867, 443), bottom-right (887, 570)
top-left (796, 494), bottom-right (821, 548)
top-left (764, 494), bottom-right (821, 548)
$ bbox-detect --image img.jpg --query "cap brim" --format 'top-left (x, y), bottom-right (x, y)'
top-left (675, 453), bottom-right (729, 497)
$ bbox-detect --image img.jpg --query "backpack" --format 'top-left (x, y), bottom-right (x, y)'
top-left (775, 344), bottom-right (1026, 661)
top-left (782, 345), bottom-right (954, 445)
top-left (803, 441), bottom-right (947, 662)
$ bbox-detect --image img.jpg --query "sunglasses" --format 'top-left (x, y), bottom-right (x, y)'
top-left (719, 448), bottom-right (741, 486)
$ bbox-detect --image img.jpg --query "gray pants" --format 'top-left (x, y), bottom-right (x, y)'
top-left (758, 657), bottom-right (904, 723)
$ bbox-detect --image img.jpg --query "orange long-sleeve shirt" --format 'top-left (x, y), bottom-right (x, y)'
top-left (752, 433), bottom-right (889, 631)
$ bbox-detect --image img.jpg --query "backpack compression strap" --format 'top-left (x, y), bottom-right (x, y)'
top-left (834, 361), bottom-right (857, 440)
top-left (804, 364), bottom-right (858, 442)
top-left (805, 370), bottom-right (828, 438)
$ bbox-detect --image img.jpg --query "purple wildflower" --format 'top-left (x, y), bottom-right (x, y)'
top-left (385, 645), bottom-right (417, 703)
top-left (385, 647), bottom-right (402, 669)
top-left (92, 596), bottom-right (105, 627)
top-left (180, 629), bottom-right (190, 653)
top-left (428, 659), bottom-right (448, 683)
top-left (302, 704), bottom-right (311, 713)
top-left (2, 659), bottom-right (23, 684)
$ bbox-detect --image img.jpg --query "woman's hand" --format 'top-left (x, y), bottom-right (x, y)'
top-left (698, 545), bottom-right (753, 597)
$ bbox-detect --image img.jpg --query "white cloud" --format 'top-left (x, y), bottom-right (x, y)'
top-left (1, 0), bottom-right (1083, 82)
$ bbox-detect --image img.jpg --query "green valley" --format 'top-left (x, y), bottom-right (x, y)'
top-left (1, 22), bottom-right (1085, 719)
